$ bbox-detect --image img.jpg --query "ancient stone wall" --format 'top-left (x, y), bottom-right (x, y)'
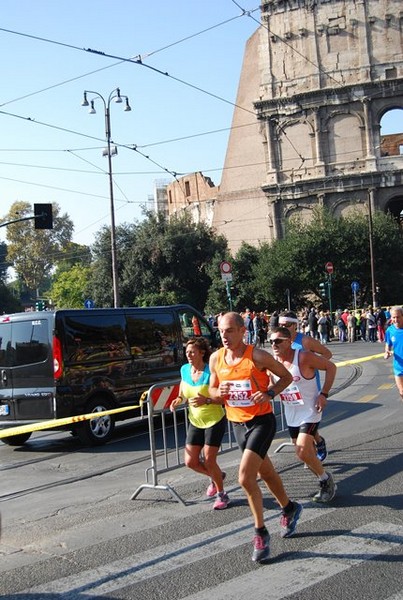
top-left (213, 0), bottom-right (403, 252)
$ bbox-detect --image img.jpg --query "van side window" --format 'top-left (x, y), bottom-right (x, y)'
top-left (0, 323), bottom-right (12, 367)
top-left (10, 320), bottom-right (49, 366)
top-left (178, 309), bottom-right (211, 342)
top-left (126, 312), bottom-right (178, 366)
top-left (63, 315), bottom-right (129, 362)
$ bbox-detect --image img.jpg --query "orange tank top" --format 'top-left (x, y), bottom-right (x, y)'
top-left (215, 345), bottom-right (273, 422)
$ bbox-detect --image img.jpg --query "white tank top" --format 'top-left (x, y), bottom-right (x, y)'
top-left (274, 349), bottom-right (321, 427)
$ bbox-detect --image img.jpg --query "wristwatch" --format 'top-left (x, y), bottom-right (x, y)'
top-left (267, 389), bottom-right (276, 400)
top-left (206, 398), bottom-right (212, 405)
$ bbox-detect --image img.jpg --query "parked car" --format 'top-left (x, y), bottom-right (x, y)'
top-left (0, 304), bottom-right (218, 446)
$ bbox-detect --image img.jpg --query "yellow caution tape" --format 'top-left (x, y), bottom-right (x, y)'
top-left (0, 354), bottom-right (386, 440)
top-left (0, 404), bottom-right (140, 439)
top-left (334, 352), bottom-right (384, 368)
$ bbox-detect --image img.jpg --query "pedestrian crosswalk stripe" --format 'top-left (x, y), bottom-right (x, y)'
top-left (21, 506), bottom-right (335, 597)
top-left (21, 517), bottom-right (401, 599)
top-left (181, 522), bottom-right (402, 600)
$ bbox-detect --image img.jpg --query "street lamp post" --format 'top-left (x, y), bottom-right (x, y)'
top-left (81, 88), bottom-right (131, 308)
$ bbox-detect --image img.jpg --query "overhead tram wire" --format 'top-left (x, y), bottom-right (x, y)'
top-left (0, 108), bottom-right (184, 183)
top-left (0, 8), bottom-right (305, 176)
top-left (1, 6), bottom-right (379, 200)
top-left (1, 5), bottom-right (390, 165)
top-left (0, 119), bottom-right (258, 153)
top-left (0, 20), bottom-right (258, 117)
top-left (0, 11), bottom-right (252, 109)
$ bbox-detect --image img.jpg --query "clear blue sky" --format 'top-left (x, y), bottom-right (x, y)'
top-left (0, 1), bottom-right (401, 251)
top-left (0, 0), bottom-right (259, 246)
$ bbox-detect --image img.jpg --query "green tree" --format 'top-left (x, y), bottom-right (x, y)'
top-left (1, 201), bottom-right (74, 297)
top-left (0, 282), bottom-right (22, 314)
top-left (50, 264), bottom-right (92, 309)
top-left (0, 241), bottom-right (10, 282)
top-left (127, 212), bottom-right (227, 309)
top-left (53, 242), bottom-right (92, 272)
top-left (90, 223), bottom-right (136, 307)
top-left (90, 212), bottom-right (228, 310)
top-left (252, 207), bottom-right (403, 310)
top-left (232, 243), bottom-right (262, 310)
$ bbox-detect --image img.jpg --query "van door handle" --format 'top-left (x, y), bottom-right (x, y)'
top-left (1, 370), bottom-right (7, 383)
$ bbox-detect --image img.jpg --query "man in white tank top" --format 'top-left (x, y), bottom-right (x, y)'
top-left (270, 327), bottom-right (337, 503)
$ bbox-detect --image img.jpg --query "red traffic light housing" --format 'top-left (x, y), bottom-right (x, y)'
top-left (34, 203), bottom-right (53, 229)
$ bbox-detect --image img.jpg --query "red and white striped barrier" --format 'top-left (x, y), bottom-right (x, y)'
top-left (149, 383), bottom-right (180, 412)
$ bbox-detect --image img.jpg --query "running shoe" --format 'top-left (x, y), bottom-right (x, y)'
top-left (316, 437), bottom-right (328, 462)
top-left (280, 502), bottom-right (303, 538)
top-left (206, 471), bottom-right (226, 497)
top-left (252, 530), bottom-right (270, 563)
top-left (312, 472), bottom-right (336, 503)
top-left (213, 492), bottom-right (229, 510)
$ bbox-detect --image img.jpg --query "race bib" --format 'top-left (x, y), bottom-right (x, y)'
top-left (227, 379), bottom-right (254, 406)
top-left (279, 383), bottom-right (304, 405)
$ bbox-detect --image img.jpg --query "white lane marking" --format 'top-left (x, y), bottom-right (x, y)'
top-left (21, 505), bottom-right (335, 597)
top-left (181, 522), bottom-right (403, 600)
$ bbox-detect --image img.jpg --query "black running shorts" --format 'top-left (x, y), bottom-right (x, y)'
top-left (186, 416), bottom-right (227, 448)
top-left (288, 422), bottom-right (319, 440)
top-left (232, 412), bottom-right (276, 459)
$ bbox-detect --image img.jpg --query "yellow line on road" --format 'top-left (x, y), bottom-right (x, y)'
top-left (335, 353), bottom-right (384, 368)
top-left (357, 394), bottom-right (378, 403)
top-left (378, 383), bottom-right (394, 390)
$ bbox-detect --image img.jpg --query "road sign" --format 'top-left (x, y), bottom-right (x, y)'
top-left (325, 262), bottom-right (334, 274)
top-left (220, 261), bottom-right (232, 274)
top-left (351, 281), bottom-right (360, 292)
top-left (84, 299), bottom-right (94, 309)
top-left (221, 273), bottom-right (233, 282)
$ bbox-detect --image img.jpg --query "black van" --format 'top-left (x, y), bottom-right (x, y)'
top-left (0, 305), bottom-right (218, 446)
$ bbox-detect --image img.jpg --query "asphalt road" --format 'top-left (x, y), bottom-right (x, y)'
top-left (1, 340), bottom-right (402, 600)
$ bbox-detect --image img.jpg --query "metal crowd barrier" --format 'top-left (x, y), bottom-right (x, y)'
top-left (130, 380), bottom-right (289, 504)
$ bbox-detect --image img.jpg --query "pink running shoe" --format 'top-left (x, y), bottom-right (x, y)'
top-left (206, 471), bottom-right (226, 497)
top-left (213, 492), bottom-right (229, 510)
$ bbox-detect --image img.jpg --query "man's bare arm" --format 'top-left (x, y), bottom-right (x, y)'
top-left (303, 335), bottom-right (332, 359)
top-left (253, 348), bottom-right (293, 394)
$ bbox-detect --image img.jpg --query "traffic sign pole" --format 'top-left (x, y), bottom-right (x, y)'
top-left (324, 263), bottom-right (334, 323)
top-left (225, 280), bottom-right (233, 311)
top-left (220, 261), bottom-right (233, 311)
top-left (351, 281), bottom-right (360, 312)
top-left (327, 274), bottom-right (333, 324)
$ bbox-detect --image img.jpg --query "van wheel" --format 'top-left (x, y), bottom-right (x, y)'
top-left (76, 398), bottom-right (115, 446)
top-left (1, 432), bottom-right (32, 446)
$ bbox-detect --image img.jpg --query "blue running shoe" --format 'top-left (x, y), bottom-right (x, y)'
top-left (316, 437), bottom-right (327, 462)
top-left (280, 502), bottom-right (303, 538)
top-left (252, 530), bottom-right (270, 562)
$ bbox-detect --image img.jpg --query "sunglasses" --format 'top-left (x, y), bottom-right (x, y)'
top-left (269, 338), bottom-right (288, 346)
top-left (282, 322), bottom-right (295, 328)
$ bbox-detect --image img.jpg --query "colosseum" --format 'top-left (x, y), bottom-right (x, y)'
top-left (167, 0), bottom-right (403, 253)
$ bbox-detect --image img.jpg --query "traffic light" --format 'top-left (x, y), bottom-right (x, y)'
top-left (319, 282), bottom-right (327, 298)
top-left (34, 203), bottom-right (53, 229)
